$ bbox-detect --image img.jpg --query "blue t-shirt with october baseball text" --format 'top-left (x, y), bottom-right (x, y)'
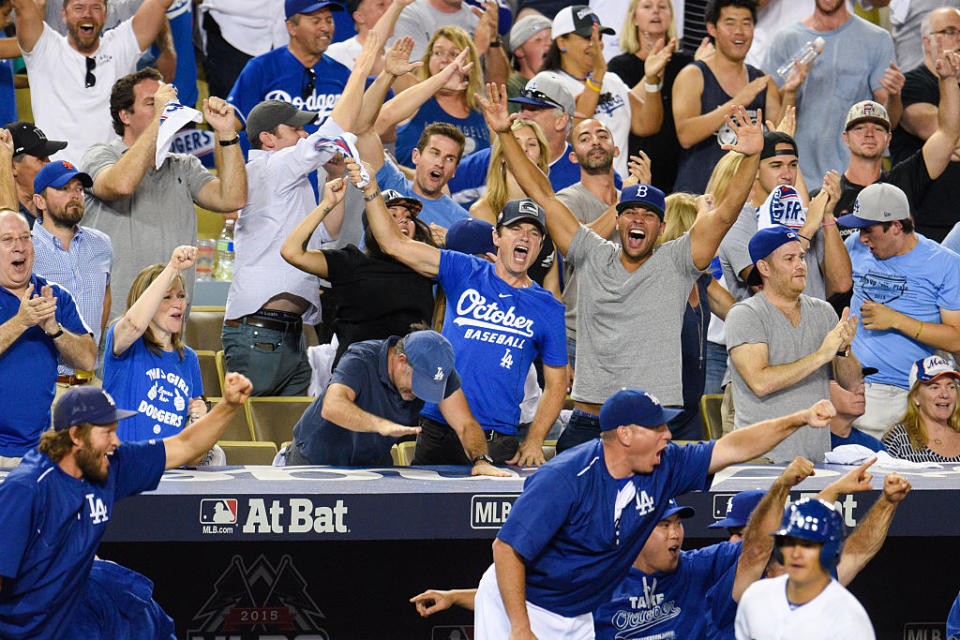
top-left (420, 250), bottom-right (567, 434)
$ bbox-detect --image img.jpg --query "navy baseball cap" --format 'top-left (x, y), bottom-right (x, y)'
top-left (382, 189), bottom-right (423, 216)
top-left (745, 225), bottom-right (800, 287)
top-left (446, 217), bottom-right (496, 256)
top-left (403, 330), bottom-right (456, 404)
top-left (599, 388), bottom-right (682, 431)
top-left (33, 160), bottom-right (93, 195)
top-left (497, 198), bottom-right (547, 234)
top-left (662, 498), bottom-right (695, 520)
top-left (708, 489), bottom-right (766, 529)
top-left (53, 387), bottom-right (138, 431)
top-left (285, 0), bottom-right (344, 19)
top-left (616, 184), bottom-right (666, 219)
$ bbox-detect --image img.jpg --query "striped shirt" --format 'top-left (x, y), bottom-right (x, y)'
top-left (882, 423), bottom-right (960, 463)
top-left (31, 223), bottom-right (112, 375)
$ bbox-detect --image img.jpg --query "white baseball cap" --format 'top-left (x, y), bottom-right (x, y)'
top-left (551, 5), bottom-right (614, 39)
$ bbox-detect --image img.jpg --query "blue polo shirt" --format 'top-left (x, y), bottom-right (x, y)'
top-left (0, 440), bottom-right (166, 640)
top-left (376, 159), bottom-right (469, 229)
top-left (831, 428), bottom-right (886, 452)
top-left (595, 541), bottom-right (741, 640)
top-left (294, 337), bottom-right (462, 465)
top-left (0, 274), bottom-right (91, 456)
top-left (497, 439), bottom-right (715, 617)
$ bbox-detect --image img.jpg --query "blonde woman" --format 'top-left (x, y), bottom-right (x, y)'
top-left (882, 355), bottom-right (960, 462)
top-left (393, 26), bottom-right (488, 165)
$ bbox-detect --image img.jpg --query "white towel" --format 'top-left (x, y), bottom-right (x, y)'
top-left (756, 184), bottom-right (806, 231)
top-left (155, 101), bottom-right (203, 167)
top-left (825, 444), bottom-right (943, 470)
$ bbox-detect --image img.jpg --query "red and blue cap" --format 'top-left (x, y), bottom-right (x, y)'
top-left (616, 184), bottom-right (666, 219)
top-left (599, 388), bottom-right (682, 431)
top-left (53, 387), bottom-right (138, 431)
top-left (403, 330), bottom-right (457, 404)
top-left (908, 355), bottom-right (960, 389)
top-left (33, 160), bottom-right (92, 195)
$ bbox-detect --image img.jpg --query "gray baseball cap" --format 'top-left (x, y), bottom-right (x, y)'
top-left (836, 182), bottom-right (911, 228)
top-left (246, 100), bottom-right (317, 144)
top-left (509, 71), bottom-right (576, 116)
top-left (844, 100), bottom-right (890, 132)
top-left (508, 14), bottom-right (551, 53)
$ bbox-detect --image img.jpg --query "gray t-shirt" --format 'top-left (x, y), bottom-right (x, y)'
top-left (726, 293), bottom-right (837, 462)
top-left (557, 182), bottom-right (618, 339)
top-left (81, 140), bottom-right (216, 322)
top-left (567, 225), bottom-right (702, 406)
top-left (718, 203), bottom-right (826, 302)
top-left (388, 0), bottom-right (479, 61)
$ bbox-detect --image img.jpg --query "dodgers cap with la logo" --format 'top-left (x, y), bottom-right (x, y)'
top-left (599, 388), bottom-right (682, 431)
top-left (402, 330), bottom-right (457, 404)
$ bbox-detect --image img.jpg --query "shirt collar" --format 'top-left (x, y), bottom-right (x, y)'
top-left (32, 221), bottom-right (81, 248)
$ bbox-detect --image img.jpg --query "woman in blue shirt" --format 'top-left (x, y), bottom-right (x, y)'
top-left (394, 26), bottom-right (490, 165)
top-left (104, 246), bottom-right (206, 444)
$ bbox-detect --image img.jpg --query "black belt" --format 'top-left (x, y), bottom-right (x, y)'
top-left (225, 312), bottom-right (302, 334)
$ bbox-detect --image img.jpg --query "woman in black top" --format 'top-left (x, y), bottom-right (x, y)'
top-left (281, 179), bottom-right (437, 367)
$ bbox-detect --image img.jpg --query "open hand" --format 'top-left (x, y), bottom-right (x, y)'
top-left (507, 438), bottom-right (547, 467)
top-left (472, 459), bottom-right (511, 477)
top-left (475, 82), bottom-right (515, 134)
top-left (384, 36), bottom-right (423, 77)
top-left (720, 106), bottom-right (763, 155)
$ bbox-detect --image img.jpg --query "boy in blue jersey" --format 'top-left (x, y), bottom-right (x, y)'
top-left (0, 373), bottom-right (253, 640)
top-left (347, 158), bottom-right (568, 467)
top-left (476, 388), bottom-right (837, 639)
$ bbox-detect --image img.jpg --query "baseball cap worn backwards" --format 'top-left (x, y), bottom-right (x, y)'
top-left (508, 14), bottom-right (551, 53)
top-left (403, 330), bottom-right (457, 404)
top-left (33, 160), bottom-right (93, 195)
top-left (246, 100), bottom-right (318, 144)
top-left (53, 387), bottom-right (138, 431)
top-left (552, 5), bottom-right (614, 39)
top-left (836, 182), bottom-right (910, 229)
top-left (382, 189), bottom-right (423, 216)
top-left (746, 225), bottom-right (800, 287)
top-left (599, 389), bottom-right (682, 431)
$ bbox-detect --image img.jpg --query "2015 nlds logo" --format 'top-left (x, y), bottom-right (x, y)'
top-left (199, 497), bottom-right (349, 534)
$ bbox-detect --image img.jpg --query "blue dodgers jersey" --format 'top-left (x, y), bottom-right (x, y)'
top-left (420, 251), bottom-right (567, 434)
top-left (0, 442), bottom-right (166, 640)
top-left (103, 325), bottom-right (203, 442)
top-left (846, 232), bottom-right (960, 388)
top-left (705, 560), bottom-right (738, 640)
top-left (595, 541), bottom-right (741, 640)
top-left (497, 439), bottom-right (715, 617)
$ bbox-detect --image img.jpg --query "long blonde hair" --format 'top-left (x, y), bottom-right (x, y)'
top-left (619, 0), bottom-right (678, 55)
top-left (418, 26), bottom-right (484, 110)
top-left (705, 150), bottom-right (745, 203)
top-left (659, 192), bottom-right (698, 244)
top-left (125, 263), bottom-right (187, 360)
top-left (483, 119), bottom-right (550, 215)
top-left (887, 379), bottom-right (960, 450)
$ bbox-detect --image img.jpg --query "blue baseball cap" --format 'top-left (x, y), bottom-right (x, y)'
top-left (662, 498), bottom-right (695, 520)
top-left (403, 330), bottom-right (457, 404)
top-left (446, 217), bottom-right (496, 256)
top-left (33, 160), bottom-right (92, 195)
top-left (616, 184), bottom-right (666, 219)
top-left (53, 387), bottom-right (138, 431)
top-left (285, 0), bottom-right (344, 20)
top-left (746, 225), bottom-right (800, 287)
top-left (497, 198), bottom-right (547, 234)
top-left (598, 388), bottom-right (682, 431)
top-left (708, 489), bottom-right (766, 529)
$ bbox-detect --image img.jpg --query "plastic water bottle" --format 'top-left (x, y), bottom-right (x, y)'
top-left (214, 219), bottom-right (235, 281)
top-left (777, 36), bottom-right (825, 80)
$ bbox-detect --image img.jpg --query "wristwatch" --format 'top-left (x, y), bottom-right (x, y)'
top-left (47, 323), bottom-right (64, 339)
top-left (472, 454), bottom-right (494, 465)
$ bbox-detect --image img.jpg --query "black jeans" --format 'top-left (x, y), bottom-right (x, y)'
top-left (202, 12), bottom-right (253, 100)
top-left (412, 416), bottom-right (518, 465)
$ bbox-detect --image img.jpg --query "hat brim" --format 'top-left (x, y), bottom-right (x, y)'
top-left (411, 367), bottom-right (447, 404)
top-left (48, 171), bottom-right (93, 190)
top-left (508, 95), bottom-right (559, 110)
top-left (845, 116), bottom-right (890, 132)
top-left (919, 371), bottom-right (960, 384)
top-left (707, 516), bottom-right (747, 529)
top-left (562, 25), bottom-right (616, 38)
top-left (500, 213), bottom-right (546, 235)
top-left (23, 139), bottom-right (68, 157)
top-left (835, 213), bottom-right (881, 228)
top-left (861, 366), bottom-right (879, 376)
top-left (662, 503), bottom-right (695, 520)
top-left (384, 196), bottom-right (423, 216)
top-left (287, 0), bottom-right (345, 19)
top-left (616, 200), bottom-right (664, 218)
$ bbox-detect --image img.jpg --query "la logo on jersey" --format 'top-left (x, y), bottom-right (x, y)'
top-left (85, 493), bottom-right (109, 525)
top-left (612, 576), bottom-right (681, 636)
top-left (454, 289), bottom-right (534, 352)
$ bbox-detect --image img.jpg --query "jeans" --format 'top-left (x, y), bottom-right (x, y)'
top-left (704, 341), bottom-right (728, 396)
top-left (222, 323), bottom-right (311, 396)
top-left (556, 409), bottom-right (600, 453)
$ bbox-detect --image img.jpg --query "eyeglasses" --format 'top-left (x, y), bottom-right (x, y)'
top-left (302, 68), bottom-right (315, 100)
top-left (932, 27), bottom-right (960, 38)
top-left (0, 234), bottom-right (32, 249)
top-left (521, 89), bottom-right (563, 111)
top-left (85, 56), bottom-right (96, 88)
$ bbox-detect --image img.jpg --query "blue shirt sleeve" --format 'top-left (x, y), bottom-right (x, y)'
top-left (226, 59), bottom-right (263, 123)
top-left (659, 440), bottom-right (715, 498)
top-left (331, 348), bottom-right (371, 393)
top-left (55, 284), bottom-right (92, 335)
top-left (538, 297), bottom-right (569, 368)
top-left (447, 147), bottom-right (491, 196)
top-left (436, 250), bottom-right (478, 293)
top-left (496, 466), bottom-right (577, 561)
top-left (0, 477), bottom-right (36, 578)
top-left (112, 439), bottom-right (167, 501)
top-left (443, 368), bottom-right (462, 397)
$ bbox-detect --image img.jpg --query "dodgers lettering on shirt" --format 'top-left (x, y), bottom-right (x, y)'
top-left (846, 232), bottom-right (960, 388)
top-left (595, 542), bottom-right (741, 640)
top-left (420, 251), bottom-right (566, 434)
top-left (496, 439), bottom-right (715, 617)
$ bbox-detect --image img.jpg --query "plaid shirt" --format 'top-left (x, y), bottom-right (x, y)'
top-left (31, 223), bottom-right (112, 375)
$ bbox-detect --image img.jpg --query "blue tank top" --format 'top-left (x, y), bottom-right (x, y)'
top-left (673, 60), bottom-right (766, 194)
top-left (394, 97), bottom-right (490, 166)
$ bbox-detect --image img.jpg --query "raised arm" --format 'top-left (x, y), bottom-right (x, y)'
top-left (131, 0), bottom-right (176, 52)
top-left (672, 65), bottom-right (766, 148)
top-left (814, 170), bottom-right (853, 297)
top-left (370, 0), bottom-right (416, 45)
top-left (111, 246), bottom-right (195, 356)
top-left (345, 159), bottom-right (441, 277)
top-left (687, 108), bottom-right (763, 269)
top-left (328, 32), bottom-right (383, 133)
top-left (572, 26), bottom-right (607, 125)
top-left (280, 180), bottom-right (349, 277)
top-left (0, 130), bottom-right (15, 211)
top-left (627, 38), bottom-right (674, 137)
top-left (508, 363), bottom-right (566, 467)
top-left (478, 83), bottom-right (581, 255)
top-left (473, 0), bottom-right (509, 87)
top-left (708, 400), bottom-right (836, 473)
top-left (376, 48), bottom-right (470, 132)
top-left (163, 372), bottom-right (253, 468)
top-left (91, 82), bottom-right (177, 200)
top-left (733, 457), bottom-right (815, 600)
top-left (195, 97), bottom-right (248, 212)
top-left (920, 51), bottom-right (960, 180)
top-left (10, 0), bottom-right (43, 53)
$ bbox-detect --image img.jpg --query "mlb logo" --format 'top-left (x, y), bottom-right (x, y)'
top-left (200, 498), bottom-right (238, 525)
top-left (713, 493), bottom-right (737, 520)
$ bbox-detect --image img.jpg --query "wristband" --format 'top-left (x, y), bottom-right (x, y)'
top-left (797, 232), bottom-right (812, 242)
top-left (643, 79), bottom-right (662, 92)
top-left (822, 219), bottom-right (837, 227)
top-left (363, 189), bottom-right (381, 202)
top-left (47, 323), bottom-right (64, 340)
top-left (585, 77), bottom-right (602, 93)
top-left (218, 136), bottom-right (240, 146)
top-left (914, 321), bottom-right (924, 340)
top-left (489, 38), bottom-right (501, 48)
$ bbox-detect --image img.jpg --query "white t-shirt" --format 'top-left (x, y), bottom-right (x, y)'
top-left (553, 70), bottom-right (633, 177)
top-left (22, 20), bottom-right (143, 166)
top-left (199, 0), bottom-right (288, 57)
top-left (326, 36), bottom-right (363, 71)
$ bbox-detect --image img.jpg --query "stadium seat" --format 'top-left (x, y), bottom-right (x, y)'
top-left (195, 350), bottom-right (222, 397)
top-left (700, 393), bottom-right (724, 440)
top-left (246, 397), bottom-right (314, 448)
top-left (206, 397), bottom-right (254, 441)
top-left (183, 305), bottom-right (225, 351)
top-left (394, 440), bottom-right (417, 465)
top-left (218, 440), bottom-right (278, 465)
top-left (215, 350), bottom-right (226, 387)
